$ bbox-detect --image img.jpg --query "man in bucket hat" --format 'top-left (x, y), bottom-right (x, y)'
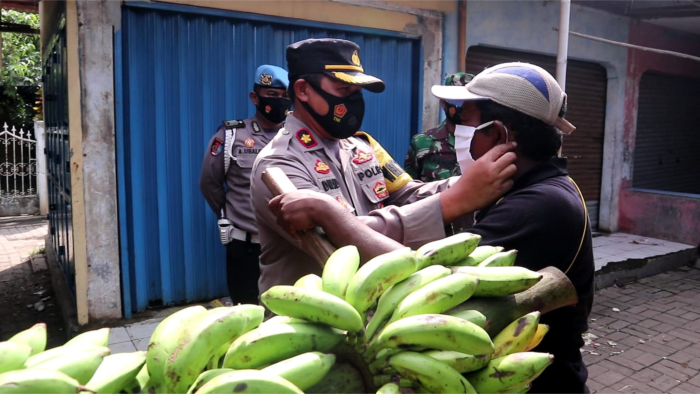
top-left (250, 38), bottom-right (517, 295)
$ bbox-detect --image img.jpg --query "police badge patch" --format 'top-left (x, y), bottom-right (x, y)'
top-left (314, 159), bottom-right (331, 174)
top-left (211, 137), bottom-right (224, 156)
top-left (373, 181), bottom-right (389, 199)
top-left (244, 138), bottom-right (255, 148)
top-left (353, 150), bottom-right (373, 164)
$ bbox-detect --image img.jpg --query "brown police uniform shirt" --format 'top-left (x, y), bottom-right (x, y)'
top-left (251, 114), bottom-right (455, 294)
top-left (200, 115), bottom-right (279, 234)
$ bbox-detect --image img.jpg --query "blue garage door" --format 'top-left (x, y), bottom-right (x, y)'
top-left (117, 2), bottom-right (421, 315)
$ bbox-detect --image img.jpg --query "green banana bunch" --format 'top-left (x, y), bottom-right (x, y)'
top-left (24, 345), bottom-right (108, 369)
top-left (185, 369), bottom-right (233, 394)
top-left (365, 265), bottom-right (451, 340)
top-left (120, 363), bottom-right (150, 394)
top-left (415, 233), bottom-right (481, 269)
top-left (0, 369), bottom-right (85, 394)
top-left (387, 273), bottom-right (479, 324)
top-left (64, 328), bottom-right (110, 348)
top-left (322, 245), bottom-right (360, 298)
top-left (345, 247), bottom-right (417, 314)
top-left (261, 352), bottom-right (335, 390)
top-left (524, 324), bottom-right (549, 351)
top-left (366, 314), bottom-right (494, 360)
top-left (84, 351), bottom-right (146, 394)
top-left (423, 350), bottom-right (491, 373)
top-left (388, 351), bottom-right (476, 394)
top-left (465, 352), bottom-right (554, 393)
top-left (261, 286), bottom-right (364, 333)
top-left (376, 382), bottom-right (401, 394)
top-left (162, 305), bottom-right (265, 393)
top-left (446, 309), bottom-right (487, 328)
top-left (478, 249), bottom-right (518, 267)
top-left (451, 266), bottom-right (542, 296)
top-left (7, 323), bottom-right (46, 356)
top-left (373, 375), bottom-right (415, 389)
top-left (497, 382), bottom-right (532, 394)
top-left (27, 346), bottom-right (108, 385)
top-left (0, 342), bottom-right (31, 374)
top-left (452, 246), bottom-right (503, 266)
top-left (196, 369), bottom-right (303, 394)
top-left (492, 312), bottom-right (541, 358)
top-left (224, 322), bottom-right (344, 369)
top-left (294, 274), bottom-right (323, 291)
top-left (146, 305), bottom-right (208, 387)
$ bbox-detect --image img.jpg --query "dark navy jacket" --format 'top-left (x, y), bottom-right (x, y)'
top-left (471, 157), bottom-right (595, 394)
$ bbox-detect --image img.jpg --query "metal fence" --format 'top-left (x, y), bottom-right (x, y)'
top-left (0, 123), bottom-right (37, 203)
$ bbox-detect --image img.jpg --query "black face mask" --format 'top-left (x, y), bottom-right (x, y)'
top-left (443, 102), bottom-right (462, 125)
top-left (301, 80), bottom-right (365, 139)
top-left (257, 96), bottom-right (292, 124)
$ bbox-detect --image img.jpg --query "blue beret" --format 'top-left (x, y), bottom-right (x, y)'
top-left (254, 65), bottom-right (289, 89)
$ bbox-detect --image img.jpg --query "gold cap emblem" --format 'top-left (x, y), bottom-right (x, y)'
top-left (260, 73), bottom-right (273, 86)
top-left (351, 50), bottom-right (361, 67)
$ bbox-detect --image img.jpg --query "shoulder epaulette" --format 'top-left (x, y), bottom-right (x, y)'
top-left (223, 119), bottom-right (246, 129)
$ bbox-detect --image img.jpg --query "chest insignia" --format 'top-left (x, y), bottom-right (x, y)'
top-left (353, 149), bottom-right (373, 164)
top-left (373, 181), bottom-right (389, 199)
top-left (315, 159), bottom-right (331, 174)
top-left (244, 138), bottom-right (255, 148)
top-left (296, 129), bottom-right (318, 148)
top-left (211, 137), bottom-right (224, 156)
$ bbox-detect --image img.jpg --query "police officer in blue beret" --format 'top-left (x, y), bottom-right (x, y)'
top-left (199, 64), bottom-right (290, 304)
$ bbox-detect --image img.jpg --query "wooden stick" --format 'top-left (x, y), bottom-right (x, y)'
top-left (553, 27), bottom-right (700, 63)
top-left (262, 167), bottom-right (336, 269)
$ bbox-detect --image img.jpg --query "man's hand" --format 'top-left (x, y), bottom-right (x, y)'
top-left (440, 142), bottom-right (517, 222)
top-left (269, 190), bottom-right (340, 238)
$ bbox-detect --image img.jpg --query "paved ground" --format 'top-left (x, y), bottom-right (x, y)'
top-left (583, 265), bottom-right (700, 393)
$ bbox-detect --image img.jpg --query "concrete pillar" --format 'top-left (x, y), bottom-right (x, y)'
top-left (34, 121), bottom-right (48, 216)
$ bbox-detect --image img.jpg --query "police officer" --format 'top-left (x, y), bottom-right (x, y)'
top-left (250, 38), bottom-right (516, 295)
top-left (199, 64), bottom-right (290, 304)
top-left (404, 72), bottom-right (474, 182)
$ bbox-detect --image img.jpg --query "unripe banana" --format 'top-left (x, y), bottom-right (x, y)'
top-left (0, 369), bottom-right (85, 394)
top-left (478, 250), bottom-right (518, 267)
top-left (294, 274), bottom-right (323, 291)
top-left (262, 286), bottom-right (364, 333)
top-left (28, 347), bottom-right (109, 384)
top-left (120, 363), bottom-right (150, 394)
top-left (84, 351), bottom-right (146, 394)
top-left (388, 351), bottom-right (476, 394)
top-left (365, 265), bottom-right (451, 340)
top-left (366, 314), bottom-right (494, 360)
top-left (162, 305), bottom-right (265, 393)
top-left (376, 382), bottom-right (401, 394)
top-left (0, 342), bottom-right (31, 374)
top-left (261, 352), bottom-right (335, 390)
top-left (24, 345), bottom-right (107, 369)
top-left (186, 369), bottom-right (233, 394)
top-left (146, 305), bottom-right (208, 387)
top-left (452, 246), bottom-right (503, 266)
top-left (373, 375), bottom-right (415, 389)
top-left (415, 232), bottom-right (481, 269)
top-left (8, 323), bottom-right (46, 356)
top-left (64, 328), bottom-right (110, 348)
top-left (464, 352), bottom-right (554, 393)
top-left (322, 245), bottom-right (360, 298)
top-left (524, 324), bottom-right (549, 351)
top-left (423, 350), bottom-right (491, 373)
top-left (497, 382), bottom-right (532, 394)
top-left (451, 266), bottom-right (542, 296)
top-left (388, 273), bottom-right (479, 324)
top-left (345, 247), bottom-right (417, 314)
top-left (223, 322), bottom-right (344, 369)
top-left (196, 369), bottom-right (303, 394)
top-left (492, 312), bottom-right (541, 358)
top-left (446, 309), bottom-right (487, 328)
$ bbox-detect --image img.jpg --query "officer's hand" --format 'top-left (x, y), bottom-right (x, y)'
top-left (269, 190), bottom-right (340, 238)
top-left (440, 142), bottom-right (517, 222)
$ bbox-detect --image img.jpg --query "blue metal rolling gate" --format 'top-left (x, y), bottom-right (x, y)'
top-left (117, 2), bottom-right (422, 315)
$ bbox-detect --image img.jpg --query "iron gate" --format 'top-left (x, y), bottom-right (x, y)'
top-left (0, 123), bottom-right (38, 216)
top-left (43, 20), bottom-right (75, 296)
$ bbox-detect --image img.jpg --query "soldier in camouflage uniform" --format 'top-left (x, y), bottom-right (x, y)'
top-left (404, 72), bottom-right (474, 182)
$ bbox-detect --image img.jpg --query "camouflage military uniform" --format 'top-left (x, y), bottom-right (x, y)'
top-left (404, 121), bottom-right (461, 182)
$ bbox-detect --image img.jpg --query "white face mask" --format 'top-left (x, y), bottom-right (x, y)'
top-left (455, 121), bottom-right (507, 172)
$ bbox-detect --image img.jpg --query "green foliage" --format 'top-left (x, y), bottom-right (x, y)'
top-left (1, 9), bottom-right (41, 127)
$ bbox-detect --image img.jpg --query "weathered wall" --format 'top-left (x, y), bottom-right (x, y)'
top-left (618, 21), bottom-right (700, 246)
top-left (445, 0), bottom-right (631, 233)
